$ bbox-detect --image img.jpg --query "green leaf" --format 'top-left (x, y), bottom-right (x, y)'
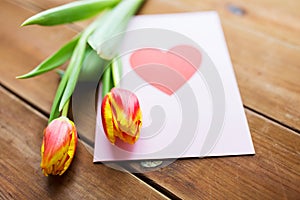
top-left (17, 34), bottom-right (80, 79)
top-left (21, 0), bottom-right (121, 26)
top-left (59, 13), bottom-right (110, 111)
top-left (88, 0), bottom-right (144, 59)
top-left (48, 37), bottom-right (88, 122)
top-left (58, 40), bottom-right (86, 111)
top-left (111, 56), bottom-right (122, 87)
top-left (48, 65), bottom-right (70, 122)
top-left (79, 45), bottom-right (106, 81)
top-left (56, 69), bottom-right (65, 78)
top-left (102, 63), bottom-right (113, 98)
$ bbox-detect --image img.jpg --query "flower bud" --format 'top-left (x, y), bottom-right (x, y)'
top-left (40, 116), bottom-right (77, 176)
top-left (101, 88), bottom-right (142, 144)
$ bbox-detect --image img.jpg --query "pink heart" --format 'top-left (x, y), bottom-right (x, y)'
top-left (130, 45), bottom-right (202, 95)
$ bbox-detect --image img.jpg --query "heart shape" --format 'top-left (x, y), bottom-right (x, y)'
top-left (130, 45), bottom-right (202, 95)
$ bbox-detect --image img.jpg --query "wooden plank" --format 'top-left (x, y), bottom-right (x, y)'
top-left (0, 86), bottom-right (168, 200)
top-left (126, 110), bottom-right (300, 199)
top-left (1, 1), bottom-right (299, 198)
top-left (140, 0), bottom-right (300, 46)
top-left (0, 0), bottom-right (77, 114)
top-left (138, 0), bottom-right (300, 130)
top-left (16, 0), bottom-right (299, 46)
top-left (37, 83), bottom-right (300, 198)
top-left (223, 22), bottom-right (300, 131)
top-left (2, 0), bottom-right (300, 131)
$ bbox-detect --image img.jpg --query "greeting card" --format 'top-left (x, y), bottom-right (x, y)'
top-left (93, 11), bottom-right (255, 162)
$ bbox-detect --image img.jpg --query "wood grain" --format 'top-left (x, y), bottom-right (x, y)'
top-left (1, 0), bottom-right (300, 198)
top-left (140, 0), bottom-right (300, 46)
top-left (127, 110), bottom-right (300, 199)
top-left (0, 86), bottom-right (168, 200)
top-left (0, 0), bottom-right (77, 114)
top-left (224, 23), bottom-right (300, 131)
top-left (138, 0), bottom-right (300, 130)
top-left (2, 0), bottom-right (300, 131)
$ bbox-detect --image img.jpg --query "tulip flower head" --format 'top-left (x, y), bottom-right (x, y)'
top-left (101, 88), bottom-right (142, 144)
top-left (40, 116), bottom-right (77, 176)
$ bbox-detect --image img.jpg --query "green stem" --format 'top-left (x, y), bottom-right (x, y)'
top-left (102, 63), bottom-right (113, 98)
top-left (59, 12), bottom-right (110, 111)
top-left (111, 56), bottom-right (122, 87)
top-left (61, 99), bottom-right (70, 117)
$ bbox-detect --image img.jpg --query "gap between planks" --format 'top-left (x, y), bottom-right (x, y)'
top-left (7, 0), bottom-right (300, 134)
top-left (4, 0), bottom-right (299, 197)
top-left (245, 105), bottom-right (300, 135)
top-left (2, 75), bottom-right (299, 139)
top-left (0, 85), bottom-right (173, 200)
top-left (1, 80), bottom-right (300, 198)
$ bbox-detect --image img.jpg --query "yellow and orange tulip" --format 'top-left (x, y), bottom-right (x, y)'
top-left (40, 116), bottom-right (77, 176)
top-left (101, 88), bottom-right (142, 144)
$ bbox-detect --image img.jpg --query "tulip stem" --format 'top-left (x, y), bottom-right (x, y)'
top-left (61, 99), bottom-right (70, 117)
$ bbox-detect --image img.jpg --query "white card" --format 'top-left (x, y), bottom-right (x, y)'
top-left (93, 11), bottom-right (255, 162)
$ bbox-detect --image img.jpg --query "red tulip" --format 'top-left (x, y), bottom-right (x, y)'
top-left (101, 88), bottom-right (142, 144)
top-left (40, 116), bottom-right (77, 176)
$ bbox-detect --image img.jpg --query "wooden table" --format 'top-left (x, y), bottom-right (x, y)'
top-left (1, 0), bottom-right (299, 199)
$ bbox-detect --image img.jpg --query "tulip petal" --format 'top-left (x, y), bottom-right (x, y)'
top-left (40, 116), bottom-right (77, 176)
top-left (101, 94), bottom-right (117, 144)
top-left (101, 88), bottom-right (142, 144)
top-left (59, 126), bottom-right (77, 175)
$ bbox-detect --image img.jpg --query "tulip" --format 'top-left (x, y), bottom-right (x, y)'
top-left (101, 88), bottom-right (142, 144)
top-left (40, 116), bottom-right (78, 176)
